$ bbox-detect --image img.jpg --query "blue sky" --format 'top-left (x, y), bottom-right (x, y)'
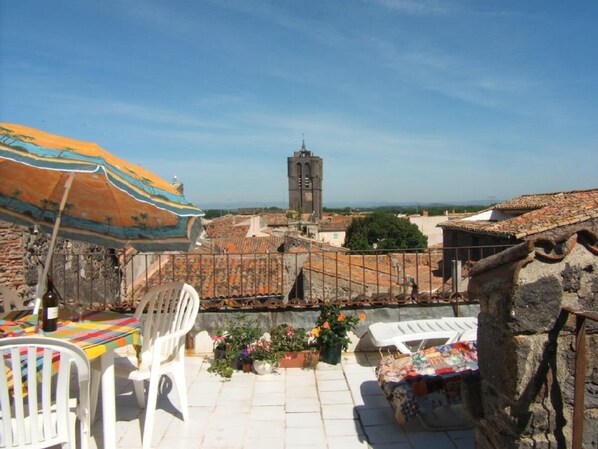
top-left (1, 1), bottom-right (596, 209)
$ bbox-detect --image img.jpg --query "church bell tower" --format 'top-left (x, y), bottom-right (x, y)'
top-left (287, 141), bottom-right (323, 219)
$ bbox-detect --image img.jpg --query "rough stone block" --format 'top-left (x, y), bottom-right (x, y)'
top-left (469, 232), bottom-right (598, 449)
top-left (511, 276), bottom-right (562, 334)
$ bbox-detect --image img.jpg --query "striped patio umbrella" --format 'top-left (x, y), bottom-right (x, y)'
top-left (0, 123), bottom-right (204, 308)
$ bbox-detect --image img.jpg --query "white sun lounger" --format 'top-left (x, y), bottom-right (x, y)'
top-left (368, 317), bottom-right (478, 354)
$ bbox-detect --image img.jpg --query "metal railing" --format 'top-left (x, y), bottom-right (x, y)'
top-left (46, 244), bottom-right (511, 311)
top-left (43, 245), bottom-right (595, 447)
top-left (562, 307), bottom-right (597, 449)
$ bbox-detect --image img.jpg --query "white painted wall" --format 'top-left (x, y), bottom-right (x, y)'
top-left (462, 209), bottom-right (513, 222)
top-left (407, 215), bottom-right (447, 247)
top-left (318, 230), bottom-right (346, 247)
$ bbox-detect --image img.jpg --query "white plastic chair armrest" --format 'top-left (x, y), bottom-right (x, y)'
top-left (152, 329), bottom-right (189, 352)
top-left (142, 329), bottom-right (189, 368)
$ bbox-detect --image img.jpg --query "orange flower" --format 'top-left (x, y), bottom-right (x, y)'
top-left (359, 312), bottom-right (366, 321)
top-left (338, 314), bottom-right (346, 322)
top-left (323, 321), bottom-right (330, 329)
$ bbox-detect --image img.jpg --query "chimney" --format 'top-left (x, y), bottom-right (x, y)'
top-left (171, 175), bottom-right (184, 194)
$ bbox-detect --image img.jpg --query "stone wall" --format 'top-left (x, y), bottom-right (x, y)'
top-left (302, 270), bottom-right (387, 302)
top-left (465, 230), bottom-right (598, 448)
top-left (0, 220), bottom-right (120, 304)
top-left (190, 302), bottom-right (480, 353)
top-left (0, 221), bottom-right (49, 299)
top-left (50, 241), bottom-right (121, 305)
top-left (0, 222), bottom-right (27, 293)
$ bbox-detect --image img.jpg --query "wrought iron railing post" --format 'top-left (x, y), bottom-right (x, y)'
top-left (321, 251), bottom-right (325, 302)
top-left (335, 252), bottom-right (339, 301)
top-left (240, 253), bottom-right (244, 298)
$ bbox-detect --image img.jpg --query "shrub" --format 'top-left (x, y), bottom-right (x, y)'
top-left (246, 338), bottom-right (281, 364)
top-left (312, 303), bottom-right (366, 351)
top-left (207, 313), bottom-right (263, 379)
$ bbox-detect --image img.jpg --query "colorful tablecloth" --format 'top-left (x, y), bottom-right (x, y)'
top-left (2, 310), bottom-right (140, 393)
top-left (0, 310), bottom-right (140, 360)
top-left (376, 341), bottom-right (478, 423)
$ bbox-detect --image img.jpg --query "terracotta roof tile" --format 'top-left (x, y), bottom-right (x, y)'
top-left (204, 215), bottom-right (252, 239)
top-left (439, 188), bottom-right (598, 238)
top-left (302, 252), bottom-right (446, 292)
top-left (212, 236), bottom-right (284, 254)
top-left (132, 253), bottom-right (284, 300)
top-left (319, 215), bottom-right (354, 231)
top-left (261, 213), bottom-right (289, 227)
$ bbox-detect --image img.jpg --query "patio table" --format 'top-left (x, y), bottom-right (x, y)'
top-left (0, 309), bottom-right (141, 449)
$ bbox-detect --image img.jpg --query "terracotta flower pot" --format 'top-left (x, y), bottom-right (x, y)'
top-left (241, 361), bottom-right (253, 373)
top-left (278, 350), bottom-right (320, 369)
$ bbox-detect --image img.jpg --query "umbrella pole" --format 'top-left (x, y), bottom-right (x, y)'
top-left (33, 172), bottom-right (76, 315)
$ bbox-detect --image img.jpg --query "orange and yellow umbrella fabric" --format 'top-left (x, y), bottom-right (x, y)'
top-left (0, 123), bottom-right (204, 251)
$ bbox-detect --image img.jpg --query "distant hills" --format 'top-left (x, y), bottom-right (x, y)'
top-left (198, 199), bottom-right (495, 211)
top-left (324, 199), bottom-right (495, 208)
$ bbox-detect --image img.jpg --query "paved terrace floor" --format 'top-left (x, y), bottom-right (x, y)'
top-left (90, 352), bottom-right (474, 449)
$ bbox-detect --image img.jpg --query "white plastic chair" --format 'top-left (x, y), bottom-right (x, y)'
top-left (0, 286), bottom-right (27, 312)
top-left (0, 337), bottom-right (91, 449)
top-left (114, 282), bottom-right (200, 449)
top-left (368, 316), bottom-right (478, 354)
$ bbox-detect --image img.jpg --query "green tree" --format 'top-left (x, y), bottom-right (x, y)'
top-left (344, 212), bottom-right (427, 251)
top-left (203, 209), bottom-right (230, 219)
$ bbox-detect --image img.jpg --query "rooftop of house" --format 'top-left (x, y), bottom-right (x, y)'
top-left (129, 252), bottom-right (284, 303)
top-left (204, 215), bottom-right (253, 239)
top-left (211, 236), bottom-right (284, 254)
top-left (438, 188), bottom-right (598, 239)
top-left (125, 245), bottom-right (448, 306)
top-left (302, 251), bottom-right (448, 294)
top-left (319, 214), bottom-right (354, 232)
top-left (261, 213), bottom-right (289, 227)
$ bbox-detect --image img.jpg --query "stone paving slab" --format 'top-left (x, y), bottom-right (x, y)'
top-left (89, 352), bottom-right (474, 449)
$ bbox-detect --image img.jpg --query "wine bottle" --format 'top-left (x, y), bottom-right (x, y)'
top-left (42, 277), bottom-right (58, 332)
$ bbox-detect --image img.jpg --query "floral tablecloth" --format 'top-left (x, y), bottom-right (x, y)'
top-left (376, 341), bottom-right (478, 423)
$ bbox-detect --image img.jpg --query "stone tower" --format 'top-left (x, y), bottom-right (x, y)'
top-left (287, 141), bottom-right (323, 219)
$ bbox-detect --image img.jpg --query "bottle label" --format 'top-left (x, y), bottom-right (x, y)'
top-left (46, 307), bottom-right (59, 319)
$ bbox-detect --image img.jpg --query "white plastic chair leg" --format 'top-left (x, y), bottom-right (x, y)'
top-left (171, 362), bottom-right (189, 421)
top-left (77, 378), bottom-right (91, 449)
top-left (65, 417), bottom-right (74, 449)
top-left (89, 360), bottom-right (102, 423)
top-left (141, 369), bottom-right (162, 449)
top-left (133, 379), bottom-right (147, 409)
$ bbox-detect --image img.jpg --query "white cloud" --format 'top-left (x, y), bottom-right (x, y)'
top-left (368, 0), bottom-right (454, 16)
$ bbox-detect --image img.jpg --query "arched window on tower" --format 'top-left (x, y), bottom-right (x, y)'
top-left (296, 163), bottom-right (302, 188)
top-left (304, 163), bottom-right (311, 189)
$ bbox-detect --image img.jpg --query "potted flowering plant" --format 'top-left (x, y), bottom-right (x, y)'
top-left (207, 313), bottom-right (262, 379)
top-left (239, 347), bottom-right (254, 373)
top-left (246, 338), bottom-right (280, 374)
top-left (270, 324), bottom-right (319, 369)
top-left (312, 303), bottom-right (366, 365)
